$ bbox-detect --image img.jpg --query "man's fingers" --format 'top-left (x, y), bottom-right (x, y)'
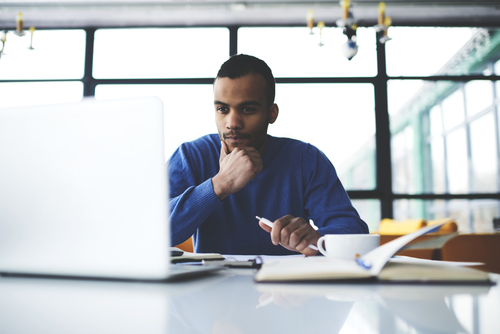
top-left (259, 221), bottom-right (272, 233)
top-left (230, 148), bottom-right (263, 177)
top-left (287, 224), bottom-right (312, 249)
top-left (219, 141), bottom-right (228, 162)
top-left (279, 218), bottom-right (308, 247)
top-left (214, 144), bottom-right (264, 199)
top-left (270, 215), bottom-right (293, 245)
top-left (269, 215), bottom-right (320, 255)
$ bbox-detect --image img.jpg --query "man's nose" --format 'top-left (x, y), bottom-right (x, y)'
top-left (226, 110), bottom-right (243, 129)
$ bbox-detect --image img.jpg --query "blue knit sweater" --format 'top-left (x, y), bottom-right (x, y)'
top-left (168, 134), bottom-right (368, 255)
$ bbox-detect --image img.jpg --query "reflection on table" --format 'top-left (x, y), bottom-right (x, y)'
top-left (0, 270), bottom-right (498, 334)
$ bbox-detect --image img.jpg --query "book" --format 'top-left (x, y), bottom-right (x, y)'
top-left (170, 247), bottom-right (224, 263)
top-left (254, 221), bottom-right (491, 284)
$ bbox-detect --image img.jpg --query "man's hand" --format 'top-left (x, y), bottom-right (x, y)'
top-left (259, 215), bottom-right (320, 256)
top-left (212, 141), bottom-right (263, 201)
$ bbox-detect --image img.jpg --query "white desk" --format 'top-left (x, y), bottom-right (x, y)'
top-left (0, 269), bottom-right (498, 334)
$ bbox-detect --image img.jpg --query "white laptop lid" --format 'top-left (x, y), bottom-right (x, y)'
top-left (0, 97), bottom-right (171, 280)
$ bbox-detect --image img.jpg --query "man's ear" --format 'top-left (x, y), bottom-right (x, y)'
top-left (269, 104), bottom-right (279, 124)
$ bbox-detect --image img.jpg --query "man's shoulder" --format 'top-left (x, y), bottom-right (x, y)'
top-left (268, 135), bottom-right (332, 167)
top-left (269, 135), bottom-right (318, 154)
top-left (170, 134), bottom-right (219, 162)
top-left (180, 134), bottom-right (219, 149)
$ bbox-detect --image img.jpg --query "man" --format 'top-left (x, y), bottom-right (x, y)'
top-left (169, 54), bottom-right (368, 256)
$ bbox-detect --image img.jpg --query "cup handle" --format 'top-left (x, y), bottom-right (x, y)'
top-left (317, 236), bottom-right (327, 256)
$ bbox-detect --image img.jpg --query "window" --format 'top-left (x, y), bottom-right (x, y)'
top-left (0, 82), bottom-right (83, 109)
top-left (465, 80), bottom-right (494, 117)
top-left (351, 199), bottom-right (380, 233)
top-left (388, 28), bottom-right (500, 226)
top-left (0, 30), bottom-right (85, 109)
top-left (272, 83), bottom-right (376, 190)
top-left (442, 89), bottom-right (465, 131)
top-left (446, 128), bottom-right (469, 194)
top-left (93, 28), bottom-right (229, 79)
top-left (396, 199), bottom-right (499, 233)
top-left (95, 84), bottom-right (214, 160)
top-left (0, 30), bottom-right (85, 80)
top-left (391, 126), bottom-right (414, 194)
top-left (2, 25), bottom-right (500, 233)
top-left (385, 27), bottom-right (476, 76)
top-left (238, 27), bottom-right (377, 77)
top-left (470, 112), bottom-right (497, 192)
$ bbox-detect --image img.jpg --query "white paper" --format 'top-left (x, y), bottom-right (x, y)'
top-left (391, 255), bottom-right (483, 267)
top-left (359, 219), bottom-right (453, 275)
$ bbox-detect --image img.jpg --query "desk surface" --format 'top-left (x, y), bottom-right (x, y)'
top-left (0, 269), bottom-right (498, 334)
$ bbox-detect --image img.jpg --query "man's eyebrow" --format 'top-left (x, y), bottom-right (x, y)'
top-left (214, 100), bottom-right (262, 107)
top-left (239, 100), bottom-right (261, 107)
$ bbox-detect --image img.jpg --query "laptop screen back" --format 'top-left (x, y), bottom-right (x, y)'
top-left (0, 97), bottom-right (171, 279)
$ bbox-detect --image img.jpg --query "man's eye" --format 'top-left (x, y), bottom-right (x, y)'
top-left (216, 106), bottom-right (229, 113)
top-left (242, 108), bottom-right (256, 113)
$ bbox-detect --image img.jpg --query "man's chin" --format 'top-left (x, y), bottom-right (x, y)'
top-left (227, 143), bottom-right (244, 153)
top-left (225, 139), bottom-right (251, 151)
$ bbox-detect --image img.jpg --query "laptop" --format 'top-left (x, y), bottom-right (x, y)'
top-left (0, 96), bottom-right (222, 281)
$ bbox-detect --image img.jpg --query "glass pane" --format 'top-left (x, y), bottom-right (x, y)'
top-left (442, 88), bottom-right (465, 131)
top-left (387, 80), bottom-right (425, 116)
top-left (435, 199), bottom-right (471, 233)
top-left (351, 199), bottom-right (380, 233)
top-left (393, 199), bottom-right (425, 221)
top-left (0, 30), bottom-right (85, 80)
top-left (272, 83), bottom-right (376, 190)
top-left (93, 28), bottom-right (229, 79)
top-left (426, 200), bottom-right (447, 220)
top-left (386, 27), bottom-right (476, 76)
top-left (470, 112), bottom-right (498, 192)
top-left (471, 200), bottom-right (499, 233)
top-left (95, 84), bottom-right (214, 160)
top-left (398, 199), bottom-right (500, 233)
top-left (496, 80), bottom-right (500, 104)
top-left (0, 82), bottom-right (83, 109)
top-left (446, 128), bottom-right (468, 193)
top-left (429, 105), bottom-right (443, 137)
top-left (430, 137), bottom-right (446, 193)
top-left (495, 59), bottom-right (500, 75)
top-left (238, 27), bottom-right (377, 77)
top-left (391, 126), bottom-right (414, 194)
top-left (464, 80), bottom-right (494, 117)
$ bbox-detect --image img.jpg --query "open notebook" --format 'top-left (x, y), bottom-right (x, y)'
top-left (255, 221), bottom-right (491, 284)
top-left (0, 97), bottom-right (222, 281)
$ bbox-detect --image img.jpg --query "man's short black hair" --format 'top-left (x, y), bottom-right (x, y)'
top-left (216, 54), bottom-right (276, 106)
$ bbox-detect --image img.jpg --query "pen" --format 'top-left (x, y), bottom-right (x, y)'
top-left (256, 216), bottom-right (319, 251)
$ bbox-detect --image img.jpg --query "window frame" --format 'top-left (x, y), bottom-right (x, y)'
top-left (1, 25), bottom-right (500, 232)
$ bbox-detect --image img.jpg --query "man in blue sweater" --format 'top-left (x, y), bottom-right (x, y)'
top-left (169, 54), bottom-right (368, 256)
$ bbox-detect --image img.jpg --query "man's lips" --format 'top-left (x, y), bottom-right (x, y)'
top-left (224, 134), bottom-right (250, 143)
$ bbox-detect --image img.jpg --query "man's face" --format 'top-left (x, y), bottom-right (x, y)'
top-left (214, 73), bottom-right (278, 155)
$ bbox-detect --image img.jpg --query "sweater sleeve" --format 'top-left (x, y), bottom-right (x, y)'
top-left (168, 145), bottom-right (222, 246)
top-left (302, 144), bottom-right (369, 235)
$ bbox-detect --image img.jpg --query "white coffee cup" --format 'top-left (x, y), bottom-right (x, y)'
top-left (317, 234), bottom-right (380, 260)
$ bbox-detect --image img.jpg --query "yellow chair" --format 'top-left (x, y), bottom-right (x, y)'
top-left (377, 217), bottom-right (459, 260)
top-left (378, 218), bottom-right (426, 235)
top-left (175, 236), bottom-right (194, 253)
top-left (426, 218), bottom-right (458, 233)
top-left (378, 218), bottom-right (457, 235)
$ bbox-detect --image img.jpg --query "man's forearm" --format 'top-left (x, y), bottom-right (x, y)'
top-left (169, 179), bottom-right (223, 246)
